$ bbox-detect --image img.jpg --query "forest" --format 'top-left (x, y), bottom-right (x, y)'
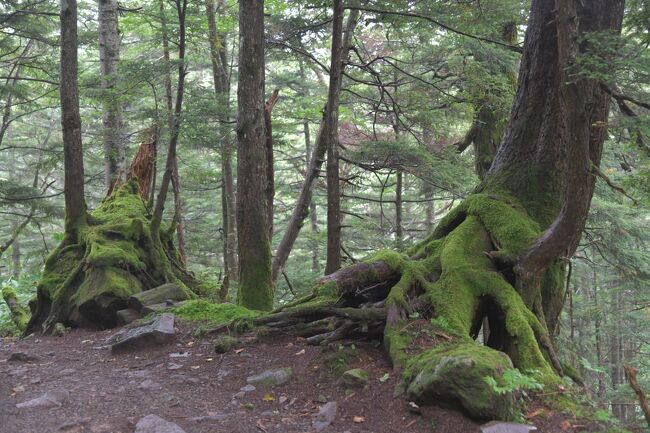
top-left (1, 0), bottom-right (650, 432)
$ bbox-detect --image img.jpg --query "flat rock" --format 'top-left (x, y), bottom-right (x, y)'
top-left (480, 421), bottom-right (537, 433)
top-left (116, 308), bottom-right (141, 326)
top-left (134, 415), bottom-right (186, 433)
top-left (106, 313), bottom-right (175, 354)
top-left (7, 352), bottom-right (40, 363)
top-left (312, 401), bottom-right (337, 431)
top-left (240, 384), bottom-right (256, 392)
top-left (138, 379), bottom-right (163, 391)
top-left (128, 284), bottom-right (188, 313)
top-left (16, 389), bottom-right (69, 409)
top-left (246, 367), bottom-right (292, 387)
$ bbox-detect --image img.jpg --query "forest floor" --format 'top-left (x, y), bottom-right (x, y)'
top-left (0, 321), bottom-right (618, 433)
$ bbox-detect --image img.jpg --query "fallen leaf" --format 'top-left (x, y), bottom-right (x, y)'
top-left (525, 409), bottom-right (543, 419)
top-left (186, 341), bottom-right (195, 347)
top-left (206, 358), bottom-right (214, 362)
top-left (378, 373), bottom-right (390, 383)
top-left (294, 349), bottom-right (305, 356)
top-left (190, 365), bottom-right (201, 370)
top-left (235, 348), bottom-right (245, 354)
top-left (263, 393), bottom-right (274, 402)
top-left (560, 420), bottom-right (572, 430)
top-left (353, 416), bottom-right (365, 423)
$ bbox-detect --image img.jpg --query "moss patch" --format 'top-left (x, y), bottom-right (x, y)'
top-left (169, 300), bottom-right (258, 327)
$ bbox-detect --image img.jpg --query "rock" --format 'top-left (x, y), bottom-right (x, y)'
top-left (138, 379), bottom-right (163, 391)
top-left (405, 343), bottom-right (515, 420)
top-left (167, 363), bottom-right (183, 370)
top-left (233, 391), bottom-right (246, 399)
top-left (116, 308), bottom-right (141, 326)
top-left (106, 313), bottom-right (175, 354)
top-left (213, 335), bottom-right (238, 354)
top-left (141, 303), bottom-right (172, 316)
top-left (60, 368), bottom-right (77, 376)
top-left (342, 368), bottom-right (369, 387)
top-left (7, 352), bottom-right (39, 363)
top-left (52, 322), bottom-right (68, 337)
top-left (16, 389), bottom-right (69, 409)
top-left (480, 421), bottom-right (537, 433)
top-left (246, 367), bottom-right (293, 387)
top-left (134, 415), bottom-right (186, 433)
top-left (240, 384), bottom-right (256, 392)
top-left (128, 284), bottom-right (189, 313)
top-left (312, 401), bottom-right (337, 431)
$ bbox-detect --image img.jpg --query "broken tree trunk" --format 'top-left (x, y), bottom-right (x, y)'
top-left (624, 365), bottom-right (650, 429)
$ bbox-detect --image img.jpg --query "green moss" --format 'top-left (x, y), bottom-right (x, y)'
top-left (169, 299), bottom-right (258, 326)
top-left (365, 250), bottom-right (407, 271)
top-left (314, 281), bottom-right (338, 298)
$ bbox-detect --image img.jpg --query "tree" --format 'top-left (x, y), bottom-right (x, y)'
top-left (256, 0), bottom-right (625, 419)
top-left (236, 0), bottom-right (273, 311)
top-left (98, 0), bottom-right (125, 189)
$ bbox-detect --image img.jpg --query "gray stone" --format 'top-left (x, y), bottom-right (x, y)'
top-left (106, 313), bottom-right (175, 353)
top-left (342, 369), bottom-right (369, 387)
top-left (116, 308), bottom-right (141, 326)
top-left (60, 368), bottom-right (77, 376)
top-left (233, 391), bottom-right (246, 399)
top-left (7, 352), bottom-right (39, 363)
top-left (312, 401), bottom-right (337, 431)
top-left (167, 363), bottom-right (183, 370)
top-left (480, 421), bottom-right (537, 433)
top-left (16, 389), bottom-right (69, 409)
top-left (246, 367), bottom-right (293, 387)
top-left (134, 415), bottom-right (186, 433)
top-left (240, 384), bottom-right (256, 392)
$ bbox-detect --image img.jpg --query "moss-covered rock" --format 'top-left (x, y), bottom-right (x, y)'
top-left (342, 368), bottom-right (369, 387)
top-left (405, 343), bottom-right (515, 420)
top-left (213, 334), bottom-right (238, 353)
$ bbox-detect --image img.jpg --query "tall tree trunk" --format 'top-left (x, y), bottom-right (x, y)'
top-left (270, 8), bottom-right (358, 283)
top-left (151, 0), bottom-right (187, 241)
top-left (205, 0), bottom-right (237, 295)
top-left (395, 170), bottom-right (403, 249)
top-left (236, 0), bottom-right (273, 311)
top-left (98, 0), bottom-right (125, 189)
top-left (158, 0), bottom-right (188, 263)
top-left (324, 0), bottom-right (344, 275)
top-left (60, 0), bottom-right (86, 239)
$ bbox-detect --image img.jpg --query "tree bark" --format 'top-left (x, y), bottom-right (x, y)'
top-left (270, 8), bottom-right (358, 283)
top-left (98, 0), bottom-right (125, 189)
top-left (304, 121), bottom-right (320, 273)
top-left (236, 0), bottom-right (273, 311)
top-left (624, 365), bottom-right (650, 429)
top-left (60, 0), bottom-right (87, 239)
top-left (205, 0), bottom-right (237, 295)
top-left (265, 89), bottom-right (280, 241)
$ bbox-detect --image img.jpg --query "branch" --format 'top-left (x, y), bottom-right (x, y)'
top-left (590, 163), bottom-right (638, 205)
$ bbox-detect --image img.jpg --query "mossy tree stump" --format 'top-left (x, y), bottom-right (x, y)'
top-left (27, 181), bottom-right (200, 332)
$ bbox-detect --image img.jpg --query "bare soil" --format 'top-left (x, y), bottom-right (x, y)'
top-left (0, 322), bottom-right (615, 433)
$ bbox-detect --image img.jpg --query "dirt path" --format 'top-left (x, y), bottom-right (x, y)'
top-left (1, 324), bottom-right (480, 433)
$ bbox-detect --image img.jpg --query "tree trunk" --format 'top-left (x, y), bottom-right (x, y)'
top-left (265, 89), bottom-right (280, 241)
top-left (260, 0), bottom-right (625, 420)
top-left (325, 0), bottom-right (344, 275)
top-left (236, 0), bottom-right (273, 311)
top-left (305, 121), bottom-right (320, 273)
top-left (205, 0), bottom-right (237, 296)
top-left (98, 0), bottom-right (125, 189)
top-left (60, 0), bottom-right (87, 240)
top-left (270, 8), bottom-right (358, 283)
top-left (151, 0), bottom-right (187, 243)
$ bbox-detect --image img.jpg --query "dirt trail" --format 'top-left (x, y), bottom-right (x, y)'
top-left (1, 324), bottom-right (478, 433)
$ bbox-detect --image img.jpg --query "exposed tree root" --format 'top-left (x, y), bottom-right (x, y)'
top-left (248, 192), bottom-right (568, 420)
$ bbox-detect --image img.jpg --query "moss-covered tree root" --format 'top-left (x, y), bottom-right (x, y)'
top-left (26, 181), bottom-right (209, 333)
top-left (2, 286), bottom-right (29, 331)
top-left (259, 192), bottom-right (567, 420)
